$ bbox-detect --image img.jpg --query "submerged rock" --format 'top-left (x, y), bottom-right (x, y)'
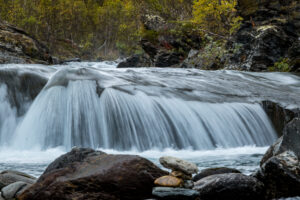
top-left (193, 167), bottom-right (241, 182)
top-left (18, 148), bottom-right (167, 200)
top-left (193, 173), bottom-right (264, 200)
top-left (159, 156), bottom-right (198, 175)
top-left (154, 176), bottom-right (183, 187)
top-left (152, 187), bottom-right (200, 200)
top-left (0, 170), bottom-right (36, 189)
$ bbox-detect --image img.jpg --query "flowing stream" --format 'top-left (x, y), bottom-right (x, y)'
top-left (0, 62), bottom-right (299, 177)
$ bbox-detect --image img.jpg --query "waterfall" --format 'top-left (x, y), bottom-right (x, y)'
top-left (0, 84), bottom-right (18, 145)
top-left (10, 79), bottom-right (277, 151)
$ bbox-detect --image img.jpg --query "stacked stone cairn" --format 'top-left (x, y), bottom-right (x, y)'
top-left (152, 156), bottom-right (200, 199)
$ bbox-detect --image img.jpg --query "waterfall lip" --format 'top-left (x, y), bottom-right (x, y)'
top-left (44, 67), bottom-right (124, 90)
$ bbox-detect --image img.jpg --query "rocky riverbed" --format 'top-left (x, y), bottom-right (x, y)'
top-left (0, 117), bottom-right (297, 200)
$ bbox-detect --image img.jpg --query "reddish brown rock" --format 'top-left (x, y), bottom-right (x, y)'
top-left (18, 148), bottom-right (167, 200)
top-left (154, 176), bottom-right (183, 187)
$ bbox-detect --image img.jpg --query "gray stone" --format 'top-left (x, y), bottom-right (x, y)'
top-left (1, 181), bottom-right (29, 200)
top-left (193, 167), bottom-right (241, 182)
top-left (193, 173), bottom-right (264, 200)
top-left (183, 180), bottom-right (194, 189)
top-left (159, 156), bottom-right (198, 175)
top-left (261, 118), bottom-right (300, 166)
top-left (152, 187), bottom-right (199, 200)
top-left (0, 170), bottom-right (36, 189)
top-left (0, 193), bottom-right (4, 200)
top-left (259, 151), bottom-right (300, 199)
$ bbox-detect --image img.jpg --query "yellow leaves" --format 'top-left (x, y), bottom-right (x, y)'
top-left (192, 0), bottom-right (242, 36)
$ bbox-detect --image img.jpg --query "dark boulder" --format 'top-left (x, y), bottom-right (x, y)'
top-left (193, 173), bottom-right (264, 200)
top-left (117, 54), bottom-right (152, 68)
top-left (152, 187), bottom-right (200, 200)
top-left (60, 57), bottom-right (81, 64)
top-left (42, 147), bottom-right (104, 175)
top-left (18, 148), bottom-right (167, 200)
top-left (261, 118), bottom-right (300, 165)
top-left (257, 118), bottom-right (300, 199)
top-left (0, 21), bottom-right (52, 64)
top-left (155, 52), bottom-right (183, 68)
top-left (193, 167), bottom-right (241, 182)
top-left (259, 151), bottom-right (300, 199)
top-left (262, 101), bottom-right (299, 137)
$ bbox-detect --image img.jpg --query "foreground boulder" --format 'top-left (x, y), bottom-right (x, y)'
top-left (256, 118), bottom-right (300, 199)
top-left (0, 171), bottom-right (36, 189)
top-left (193, 167), bottom-right (241, 182)
top-left (18, 148), bottom-right (167, 200)
top-left (193, 173), bottom-right (264, 200)
top-left (258, 151), bottom-right (300, 199)
top-left (152, 187), bottom-right (200, 200)
top-left (0, 22), bottom-right (53, 64)
top-left (261, 118), bottom-right (300, 164)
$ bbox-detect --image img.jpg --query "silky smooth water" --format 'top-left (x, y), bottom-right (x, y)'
top-left (0, 62), bottom-right (299, 177)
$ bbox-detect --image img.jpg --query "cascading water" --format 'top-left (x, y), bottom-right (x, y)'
top-left (10, 69), bottom-right (277, 151)
top-left (0, 63), bottom-right (299, 176)
top-left (0, 84), bottom-right (18, 145)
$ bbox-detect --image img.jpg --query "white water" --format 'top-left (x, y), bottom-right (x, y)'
top-left (0, 62), bottom-right (299, 177)
top-left (0, 146), bottom-right (268, 177)
top-left (0, 84), bottom-right (18, 145)
top-left (9, 79), bottom-right (276, 151)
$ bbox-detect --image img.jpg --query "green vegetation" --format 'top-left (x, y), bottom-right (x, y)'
top-left (269, 58), bottom-right (290, 72)
top-left (0, 0), bottom-right (241, 59)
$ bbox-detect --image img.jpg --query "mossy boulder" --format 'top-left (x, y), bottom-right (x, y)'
top-left (0, 21), bottom-right (53, 64)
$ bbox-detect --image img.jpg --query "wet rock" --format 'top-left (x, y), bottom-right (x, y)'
top-left (193, 173), bottom-right (264, 200)
top-left (259, 151), bottom-right (300, 199)
top-left (61, 57), bottom-right (81, 63)
top-left (154, 176), bottom-right (183, 187)
top-left (0, 170), bottom-right (36, 189)
top-left (159, 156), bottom-right (198, 175)
top-left (152, 187), bottom-right (200, 200)
top-left (1, 181), bottom-right (30, 200)
top-left (42, 147), bottom-right (105, 175)
top-left (0, 22), bottom-right (52, 64)
top-left (193, 167), bottom-right (241, 182)
top-left (155, 52), bottom-right (183, 68)
top-left (117, 54), bottom-right (152, 68)
top-left (18, 148), bottom-right (167, 200)
top-left (183, 180), bottom-right (194, 189)
top-left (171, 171), bottom-right (192, 180)
top-left (0, 70), bottom-right (48, 115)
top-left (261, 118), bottom-right (300, 165)
top-left (262, 101), bottom-right (299, 137)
